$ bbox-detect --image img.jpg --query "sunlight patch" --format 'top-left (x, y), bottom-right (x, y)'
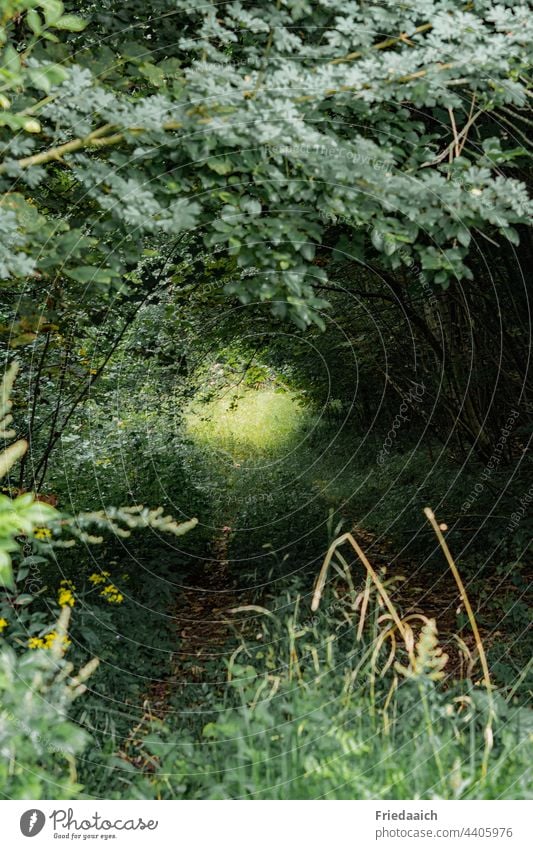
top-left (185, 388), bottom-right (305, 459)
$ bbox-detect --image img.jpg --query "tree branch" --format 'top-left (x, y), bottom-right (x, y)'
top-left (329, 23), bottom-right (433, 66)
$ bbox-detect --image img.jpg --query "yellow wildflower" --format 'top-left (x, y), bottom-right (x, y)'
top-left (101, 583), bottom-right (123, 604)
top-left (28, 636), bottom-right (45, 649)
top-left (0, 617), bottom-right (8, 632)
top-left (34, 527), bottom-right (52, 540)
top-left (43, 631), bottom-right (71, 649)
top-left (88, 571), bottom-right (110, 585)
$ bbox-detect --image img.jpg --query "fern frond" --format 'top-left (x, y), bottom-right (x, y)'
top-left (395, 618), bottom-right (448, 681)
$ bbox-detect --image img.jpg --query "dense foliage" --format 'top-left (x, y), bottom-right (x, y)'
top-left (0, 1), bottom-right (531, 801)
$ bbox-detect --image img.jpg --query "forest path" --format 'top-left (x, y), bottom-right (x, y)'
top-left (148, 530), bottom-right (249, 718)
top-left (120, 515), bottom-right (482, 773)
top-left (119, 392), bottom-right (488, 770)
top-left (119, 526), bottom-right (253, 770)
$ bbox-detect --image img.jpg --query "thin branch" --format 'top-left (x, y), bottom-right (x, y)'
top-left (28, 238), bottom-right (186, 487)
top-left (494, 111), bottom-right (532, 147)
top-left (18, 327), bottom-right (51, 489)
top-left (422, 109), bottom-right (483, 167)
top-left (0, 123), bottom-right (114, 173)
top-left (499, 104), bottom-right (533, 130)
top-left (34, 342), bottom-right (71, 490)
top-left (448, 107), bottom-right (460, 159)
top-left (312, 282), bottom-right (398, 303)
top-left (329, 22), bottom-right (433, 65)
top-left (0, 120), bottom-right (182, 174)
top-left (458, 94), bottom-right (476, 155)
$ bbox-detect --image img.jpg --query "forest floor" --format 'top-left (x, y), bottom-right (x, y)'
top-left (110, 388), bottom-right (530, 786)
top-left (126, 520), bottom-right (481, 757)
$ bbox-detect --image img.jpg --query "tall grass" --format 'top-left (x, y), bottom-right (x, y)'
top-left (110, 526), bottom-right (531, 800)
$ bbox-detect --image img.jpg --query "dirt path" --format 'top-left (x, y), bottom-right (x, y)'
top-left (120, 513), bottom-right (491, 771)
top-left (156, 532), bottom-right (246, 709)
top-left (119, 529), bottom-right (250, 768)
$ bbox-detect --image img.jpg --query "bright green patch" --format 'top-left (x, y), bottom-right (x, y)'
top-left (185, 388), bottom-right (308, 460)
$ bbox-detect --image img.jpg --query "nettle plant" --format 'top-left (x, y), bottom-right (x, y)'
top-left (0, 360), bottom-right (198, 588)
top-left (0, 363), bottom-right (96, 798)
top-left (0, 605), bottom-right (99, 799)
top-left (0, 357), bottom-right (198, 796)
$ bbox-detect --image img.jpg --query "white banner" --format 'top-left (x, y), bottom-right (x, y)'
top-left (1, 800), bottom-right (531, 849)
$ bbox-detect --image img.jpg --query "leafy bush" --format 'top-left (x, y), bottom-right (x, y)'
top-left (0, 362), bottom-right (198, 799)
top-left (0, 608), bottom-right (97, 799)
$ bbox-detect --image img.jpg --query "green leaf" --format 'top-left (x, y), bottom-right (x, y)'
top-left (26, 10), bottom-right (42, 35)
top-left (0, 554), bottom-right (14, 591)
top-left (371, 229), bottom-right (384, 252)
top-left (300, 243), bottom-right (315, 261)
top-left (23, 118), bottom-right (41, 134)
top-left (383, 235), bottom-right (398, 256)
top-left (64, 267), bottom-right (118, 284)
top-left (28, 68), bottom-right (52, 93)
top-left (502, 227), bottom-right (520, 246)
top-left (42, 0), bottom-right (64, 25)
top-left (208, 159), bottom-right (232, 175)
top-left (139, 61), bottom-right (165, 87)
top-left (457, 227), bottom-right (471, 248)
top-left (3, 45), bottom-right (20, 72)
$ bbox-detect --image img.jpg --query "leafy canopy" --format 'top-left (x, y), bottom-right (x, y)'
top-left (0, 1), bottom-right (531, 327)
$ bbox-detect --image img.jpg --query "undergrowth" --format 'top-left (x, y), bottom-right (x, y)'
top-left (1, 375), bottom-right (531, 800)
top-left (93, 546), bottom-right (532, 800)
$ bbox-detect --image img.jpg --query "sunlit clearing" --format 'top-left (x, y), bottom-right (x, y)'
top-left (185, 388), bottom-right (307, 459)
